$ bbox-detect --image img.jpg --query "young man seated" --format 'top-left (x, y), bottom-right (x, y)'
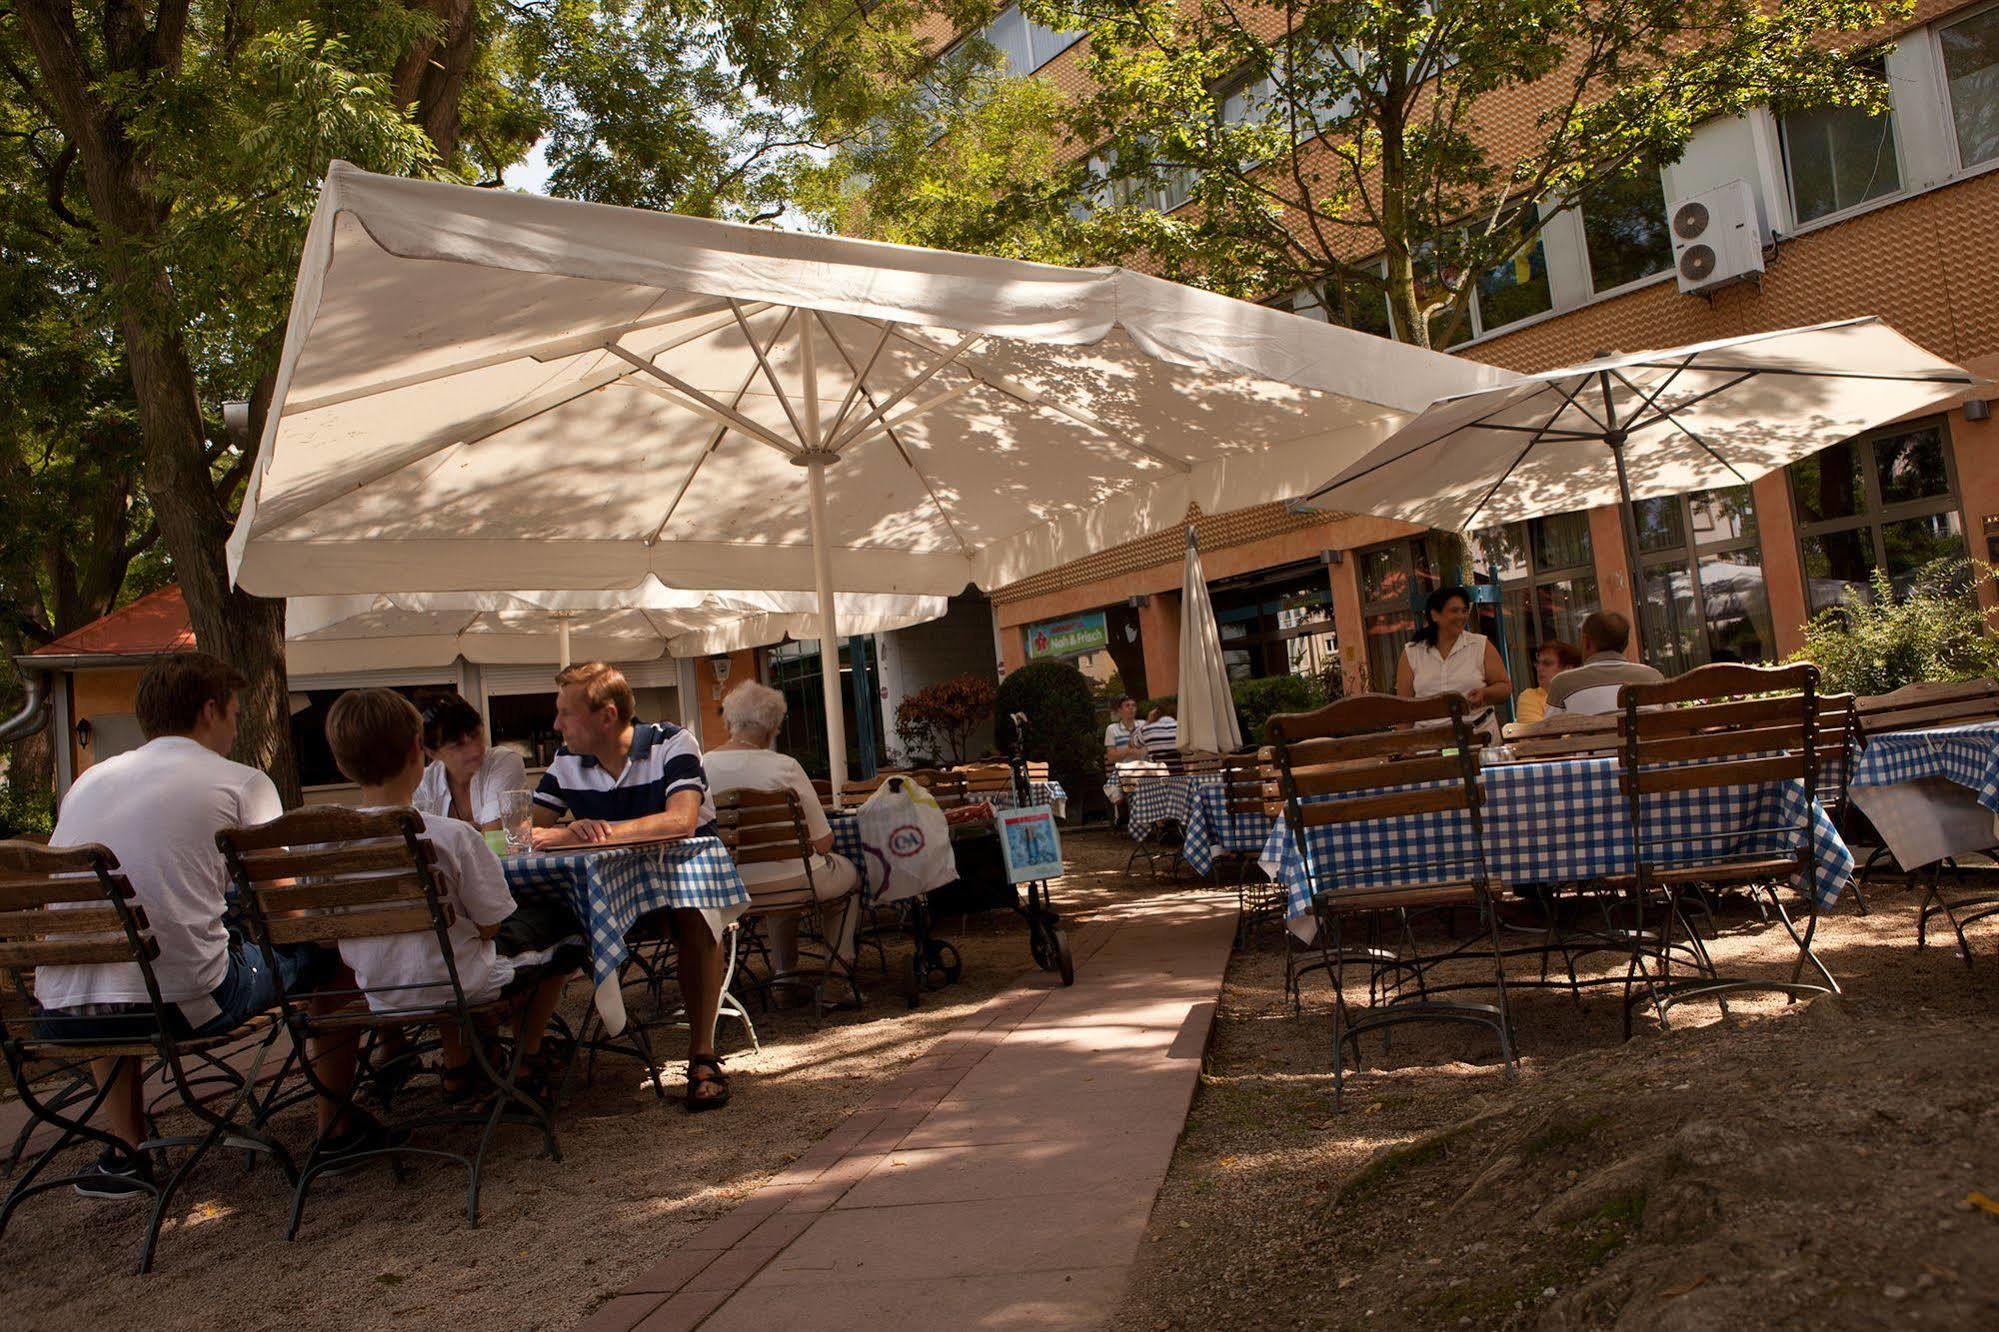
top-left (324, 689), bottom-right (582, 1106)
top-left (528, 661), bottom-right (730, 1111)
top-left (1543, 611), bottom-right (1666, 718)
top-left (33, 653), bottom-right (369, 1199)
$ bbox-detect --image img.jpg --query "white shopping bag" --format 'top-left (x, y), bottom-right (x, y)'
top-left (856, 777), bottom-right (956, 905)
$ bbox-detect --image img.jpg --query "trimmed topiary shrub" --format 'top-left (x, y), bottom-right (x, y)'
top-left (996, 659), bottom-right (1101, 800)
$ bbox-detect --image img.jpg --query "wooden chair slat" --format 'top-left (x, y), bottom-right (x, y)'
top-left (0, 904), bottom-right (139, 939)
top-left (233, 841), bottom-right (428, 882)
top-left (1316, 882), bottom-right (1481, 912)
top-left (1633, 723), bottom-right (1809, 765)
top-left (1854, 678), bottom-right (1999, 714)
top-left (263, 904), bottom-right (438, 945)
top-left (219, 805), bottom-right (419, 853)
top-left (1856, 699), bottom-right (1999, 734)
top-left (1281, 754), bottom-right (1466, 798)
top-left (733, 844), bottom-right (814, 866)
top-left (0, 936), bottom-right (151, 967)
top-left (0, 841), bottom-right (118, 876)
top-left (256, 874), bottom-right (430, 912)
top-left (0, 878), bottom-right (123, 911)
top-left (1294, 784), bottom-right (1470, 827)
top-left (1261, 726), bottom-right (1459, 767)
top-left (1627, 754), bottom-right (1803, 795)
top-left (1621, 662), bottom-right (1815, 709)
top-left (1620, 695), bottom-right (1809, 736)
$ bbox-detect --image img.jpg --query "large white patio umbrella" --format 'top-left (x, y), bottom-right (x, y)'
top-left (1296, 319), bottom-right (1978, 653)
top-left (282, 581), bottom-right (946, 675)
top-left (229, 164), bottom-right (1506, 791)
top-left (1174, 529), bottom-right (1244, 754)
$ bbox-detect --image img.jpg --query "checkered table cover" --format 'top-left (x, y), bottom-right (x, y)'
top-left (1848, 721), bottom-right (1999, 810)
top-left (1127, 774), bottom-right (1222, 841)
top-left (1181, 781), bottom-right (1275, 875)
top-left (829, 814), bottom-right (870, 899)
top-left (1258, 756), bottom-right (1853, 934)
top-left (504, 836), bottom-right (748, 987)
top-left (983, 781), bottom-right (1067, 813)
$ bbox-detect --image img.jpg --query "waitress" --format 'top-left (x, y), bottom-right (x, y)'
top-left (413, 693), bottom-right (529, 828)
top-left (1394, 586), bottom-right (1512, 734)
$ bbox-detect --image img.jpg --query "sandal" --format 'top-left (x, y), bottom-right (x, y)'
top-left (685, 1053), bottom-right (730, 1113)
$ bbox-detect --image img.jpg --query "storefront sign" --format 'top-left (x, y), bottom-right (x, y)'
top-left (1025, 610), bottom-right (1109, 661)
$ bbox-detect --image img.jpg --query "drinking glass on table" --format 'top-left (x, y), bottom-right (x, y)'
top-left (499, 789), bottom-right (535, 854)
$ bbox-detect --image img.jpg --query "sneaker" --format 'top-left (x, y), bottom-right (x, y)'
top-left (73, 1149), bottom-right (153, 1202)
top-left (312, 1115), bottom-right (407, 1177)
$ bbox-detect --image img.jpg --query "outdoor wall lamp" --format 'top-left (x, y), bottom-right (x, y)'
top-left (1966, 399), bottom-right (1992, 422)
top-left (72, 717), bottom-right (93, 749)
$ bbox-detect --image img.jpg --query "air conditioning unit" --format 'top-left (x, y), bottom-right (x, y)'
top-left (1668, 180), bottom-right (1764, 295)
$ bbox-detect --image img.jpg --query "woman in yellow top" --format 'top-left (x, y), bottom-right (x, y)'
top-left (1514, 639), bottom-right (1583, 726)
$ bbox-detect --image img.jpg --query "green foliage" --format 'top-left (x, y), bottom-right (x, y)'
top-left (995, 660), bottom-right (1102, 795)
top-left (1232, 673), bottom-right (1325, 744)
top-left (893, 673), bottom-right (998, 766)
top-left (812, 0), bottom-right (1904, 348)
top-left (1790, 560), bottom-right (1999, 697)
top-left (0, 776), bottom-right (54, 840)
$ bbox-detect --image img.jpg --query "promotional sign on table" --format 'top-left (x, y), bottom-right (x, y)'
top-left (997, 805), bottom-right (1063, 883)
top-left (855, 778), bottom-right (956, 905)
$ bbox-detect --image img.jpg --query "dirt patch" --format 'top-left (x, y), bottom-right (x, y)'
top-left (1112, 878), bottom-right (1999, 1330)
top-left (0, 827), bottom-right (1182, 1330)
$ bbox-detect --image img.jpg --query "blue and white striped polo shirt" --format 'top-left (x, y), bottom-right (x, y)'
top-left (533, 721), bottom-right (717, 834)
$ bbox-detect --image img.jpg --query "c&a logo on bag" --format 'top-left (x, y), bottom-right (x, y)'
top-left (888, 824), bottom-right (926, 856)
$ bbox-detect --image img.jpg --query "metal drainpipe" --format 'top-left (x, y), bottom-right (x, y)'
top-left (0, 668), bottom-right (53, 745)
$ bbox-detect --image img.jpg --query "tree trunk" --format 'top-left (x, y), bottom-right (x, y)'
top-left (394, 0), bottom-right (478, 159)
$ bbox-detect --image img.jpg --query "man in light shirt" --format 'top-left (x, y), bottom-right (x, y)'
top-left (1544, 611), bottom-right (1666, 717)
top-left (34, 653), bottom-right (364, 1199)
top-left (1140, 703), bottom-right (1179, 757)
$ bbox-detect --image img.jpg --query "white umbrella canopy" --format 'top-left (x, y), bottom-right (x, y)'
top-left (282, 582), bottom-right (947, 675)
top-left (229, 162), bottom-right (1507, 790)
top-left (1174, 530), bottom-right (1244, 754)
top-left (1298, 319), bottom-right (1978, 533)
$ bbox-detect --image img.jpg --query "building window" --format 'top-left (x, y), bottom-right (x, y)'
top-left (1207, 562), bottom-right (1338, 683)
top-left (970, 5), bottom-right (1082, 76)
top-left (1789, 419), bottom-right (1965, 612)
top-left (1781, 66), bottom-right (1901, 224)
top-left (1581, 160), bottom-right (1673, 293)
top-left (1477, 513), bottom-right (1600, 685)
top-left (1631, 486), bottom-right (1774, 675)
top-left (1287, 271), bottom-right (1393, 339)
top-left (1471, 210), bottom-right (1555, 334)
top-left (1941, 3), bottom-right (1999, 170)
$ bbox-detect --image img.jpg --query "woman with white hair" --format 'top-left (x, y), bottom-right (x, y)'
top-left (704, 680), bottom-right (861, 982)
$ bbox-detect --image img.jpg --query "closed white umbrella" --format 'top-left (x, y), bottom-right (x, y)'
top-left (230, 163), bottom-right (1505, 792)
top-left (1175, 528), bottom-right (1243, 754)
top-left (1297, 319), bottom-right (1978, 652)
top-left (282, 581), bottom-right (946, 675)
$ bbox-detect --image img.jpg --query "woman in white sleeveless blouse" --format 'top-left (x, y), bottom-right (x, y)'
top-left (1394, 586), bottom-right (1512, 731)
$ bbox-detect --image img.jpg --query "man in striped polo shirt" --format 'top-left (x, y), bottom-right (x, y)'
top-left (530, 661), bottom-right (730, 1110)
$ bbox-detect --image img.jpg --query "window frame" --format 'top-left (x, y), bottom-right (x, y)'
top-left (1777, 64), bottom-right (1908, 231)
top-left (1788, 416), bottom-right (1966, 612)
top-left (1632, 486), bottom-right (1773, 672)
top-left (1934, 0), bottom-right (1999, 174)
top-left (1576, 162), bottom-right (1676, 299)
top-left (1476, 513), bottom-right (1601, 664)
top-left (1207, 560), bottom-right (1340, 682)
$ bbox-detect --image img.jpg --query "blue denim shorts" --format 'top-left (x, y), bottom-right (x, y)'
top-left (36, 940), bottom-right (337, 1043)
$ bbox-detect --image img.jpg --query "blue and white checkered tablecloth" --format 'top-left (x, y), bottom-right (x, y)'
top-left (1258, 756), bottom-right (1853, 940)
top-left (1849, 721), bottom-right (1999, 809)
top-left (1128, 775), bottom-right (1221, 841)
top-left (829, 814), bottom-right (870, 898)
top-left (1181, 781), bottom-right (1274, 875)
top-left (982, 781), bottom-right (1068, 816)
top-left (504, 836), bottom-right (749, 989)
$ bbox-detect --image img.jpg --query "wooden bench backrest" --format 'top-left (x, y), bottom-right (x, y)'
top-left (218, 806), bottom-right (449, 948)
top-left (1617, 663), bottom-right (1817, 798)
top-left (0, 841), bottom-right (153, 1033)
top-left (1262, 693), bottom-right (1483, 829)
top-left (713, 788), bottom-right (813, 866)
top-left (1854, 678), bottom-right (1999, 737)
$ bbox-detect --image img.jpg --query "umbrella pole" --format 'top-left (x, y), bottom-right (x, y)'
top-left (557, 614), bottom-right (573, 669)
top-left (1606, 432), bottom-right (1648, 660)
top-left (798, 315), bottom-right (850, 803)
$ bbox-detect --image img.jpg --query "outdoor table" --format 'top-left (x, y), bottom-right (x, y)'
top-left (1847, 721), bottom-right (1999, 870)
top-left (1257, 755), bottom-right (1854, 941)
top-left (1127, 773), bottom-right (1221, 841)
top-left (504, 835), bottom-right (749, 1036)
top-left (1180, 780), bottom-right (1275, 875)
top-left (991, 780), bottom-right (1069, 819)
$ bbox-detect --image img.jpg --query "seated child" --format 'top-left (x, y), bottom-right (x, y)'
top-left (325, 688), bottom-right (583, 1104)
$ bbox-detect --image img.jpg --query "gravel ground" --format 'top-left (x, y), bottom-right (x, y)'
top-left (0, 826), bottom-right (1185, 1330)
top-left (1110, 869), bottom-right (1999, 1331)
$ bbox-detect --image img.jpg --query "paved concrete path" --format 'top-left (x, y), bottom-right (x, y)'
top-left (579, 890), bottom-right (1235, 1332)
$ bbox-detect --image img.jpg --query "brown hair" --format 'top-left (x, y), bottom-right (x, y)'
top-left (555, 661), bottom-right (635, 724)
top-left (1536, 639), bottom-right (1584, 671)
top-left (135, 652), bottom-right (248, 740)
top-left (325, 689), bottom-right (425, 787)
top-left (1580, 611), bottom-right (1633, 656)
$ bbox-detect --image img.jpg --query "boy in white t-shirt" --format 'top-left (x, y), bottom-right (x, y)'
top-left (324, 690), bottom-right (581, 1104)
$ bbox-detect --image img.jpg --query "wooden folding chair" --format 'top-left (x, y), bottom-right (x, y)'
top-left (1266, 695), bottom-right (1516, 1107)
top-left (714, 789), bottom-right (864, 1016)
top-left (218, 807), bottom-right (560, 1238)
top-left (1501, 712), bottom-right (1623, 761)
top-left (1215, 754), bottom-right (1280, 946)
top-left (1613, 664), bottom-right (1838, 1037)
top-left (955, 763), bottom-right (1018, 805)
top-left (0, 841), bottom-right (295, 1273)
top-left (1852, 679), bottom-right (1999, 945)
